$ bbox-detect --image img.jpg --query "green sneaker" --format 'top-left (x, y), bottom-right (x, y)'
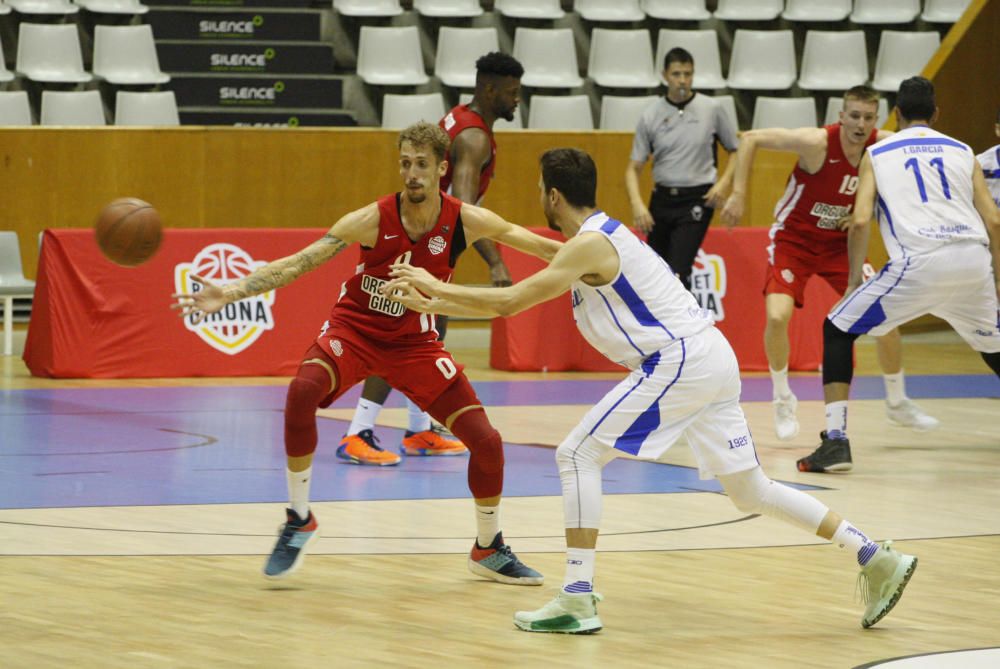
top-left (859, 540), bottom-right (918, 628)
top-left (513, 591), bottom-right (603, 634)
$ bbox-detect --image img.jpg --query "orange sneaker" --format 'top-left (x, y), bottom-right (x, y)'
top-left (336, 429), bottom-right (401, 466)
top-left (401, 426), bottom-right (469, 456)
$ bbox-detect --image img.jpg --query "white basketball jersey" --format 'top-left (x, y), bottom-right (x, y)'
top-left (976, 144), bottom-right (1000, 207)
top-left (570, 212), bottom-right (713, 370)
top-left (868, 125), bottom-right (988, 261)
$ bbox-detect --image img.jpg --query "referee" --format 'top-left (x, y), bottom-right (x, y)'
top-left (624, 47), bottom-right (739, 290)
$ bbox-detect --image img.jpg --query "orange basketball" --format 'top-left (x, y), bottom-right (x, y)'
top-left (94, 197), bottom-right (163, 267)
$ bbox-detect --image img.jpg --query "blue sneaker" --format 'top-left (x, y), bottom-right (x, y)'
top-left (263, 508), bottom-right (319, 579)
top-left (468, 532), bottom-right (544, 586)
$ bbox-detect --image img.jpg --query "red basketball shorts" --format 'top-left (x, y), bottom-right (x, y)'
top-left (764, 238), bottom-right (850, 308)
top-left (314, 321), bottom-right (470, 410)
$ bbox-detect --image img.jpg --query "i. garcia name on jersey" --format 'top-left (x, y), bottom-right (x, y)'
top-left (361, 274), bottom-right (405, 317)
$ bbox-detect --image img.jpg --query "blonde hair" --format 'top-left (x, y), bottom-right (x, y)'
top-left (398, 122), bottom-right (450, 163)
top-left (843, 85), bottom-right (880, 107)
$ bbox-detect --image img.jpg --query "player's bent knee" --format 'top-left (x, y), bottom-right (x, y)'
top-left (555, 434), bottom-right (605, 474)
top-left (718, 467), bottom-right (770, 514)
top-left (284, 375), bottom-right (326, 423)
top-left (822, 318), bottom-right (859, 385)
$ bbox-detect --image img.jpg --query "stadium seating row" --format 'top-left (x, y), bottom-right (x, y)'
top-left (360, 25), bottom-right (940, 92)
top-left (1, 23), bottom-right (167, 85)
top-left (0, 89), bottom-right (178, 125)
top-left (335, 0), bottom-right (969, 24)
top-left (381, 91), bottom-right (888, 130)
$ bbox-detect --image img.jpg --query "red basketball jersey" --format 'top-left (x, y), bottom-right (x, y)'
top-left (439, 104), bottom-right (496, 203)
top-left (329, 192), bottom-right (467, 343)
top-left (771, 124), bottom-right (878, 250)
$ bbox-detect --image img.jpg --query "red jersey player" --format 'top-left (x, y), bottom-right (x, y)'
top-left (341, 52), bottom-right (523, 463)
top-left (721, 85), bottom-right (938, 446)
top-left (172, 122), bottom-right (559, 584)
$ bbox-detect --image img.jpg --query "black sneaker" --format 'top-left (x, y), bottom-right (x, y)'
top-left (796, 431), bottom-right (853, 473)
top-left (263, 508), bottom-right (319, 579)
top-left (468, 532), bottom-right (544, 586)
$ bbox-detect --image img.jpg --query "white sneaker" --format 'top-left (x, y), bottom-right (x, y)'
top-left (513, 591), bottom-right (603, 634)
top-left (773, 394), bottom-right (800, 441)
top-left (858, 541), bottom-right (918, 628)
top-left (886, 399), bottom-right (940, 431)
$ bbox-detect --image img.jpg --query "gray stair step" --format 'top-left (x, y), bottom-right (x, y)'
top-left (178, 107), bottom-right (357, 127)
top-left (147, 7), bottom-right (322, 41)
top-left (168, 73), bottom-right (345, 108)
top-left (157, 40), bottom-right (335, 74)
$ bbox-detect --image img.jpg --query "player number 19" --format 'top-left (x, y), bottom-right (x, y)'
top-left (838, 175), bottom-right (859, 196)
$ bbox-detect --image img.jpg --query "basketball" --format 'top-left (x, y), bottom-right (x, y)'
top-left (94, 197), bottom-right (163, 267)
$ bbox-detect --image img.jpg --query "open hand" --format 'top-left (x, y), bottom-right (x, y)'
top-left (171, 274), bottom-right (226, 325)
top-left (720, 193), bottom-right (744, 229)
top-left (380, 279), bottom-right (435, 313)
top-left (388, 262), bottom-right (442, 296)
top-left (632, 205), bottom-right (654, 234)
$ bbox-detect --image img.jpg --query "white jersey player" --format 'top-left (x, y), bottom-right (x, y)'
top-left (383, 147), bottom-right (918, 634)
top-left (977, 145), bottom-right (1000, 207)
top-left (798, 77), bottom-right (1000, 475)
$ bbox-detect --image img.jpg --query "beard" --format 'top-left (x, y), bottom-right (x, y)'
top-left (405, 187), bottom-right (426, 204)
top-left (499, 106), bottom-right (515, 122)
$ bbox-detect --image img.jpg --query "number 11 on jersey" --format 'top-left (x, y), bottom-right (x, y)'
top-left (904, 156), bottom-right (952, 203)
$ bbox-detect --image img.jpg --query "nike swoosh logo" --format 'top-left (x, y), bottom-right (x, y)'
top-left (828, 159), bottom-right (841, 164)
top-left (384, 234), bottom-right (398, 239)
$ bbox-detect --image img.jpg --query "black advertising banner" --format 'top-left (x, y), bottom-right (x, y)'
top-left (158, 41), bottom-right (334, 74)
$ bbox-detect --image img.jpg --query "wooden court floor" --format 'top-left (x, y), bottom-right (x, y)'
top-left (1, 332), bottom-right (998, 669)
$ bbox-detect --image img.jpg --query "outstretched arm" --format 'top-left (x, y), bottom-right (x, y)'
top-left (721, 127), bottom-right (825, 227)
top-left (172, 203), bottom-right (378, 323)
top-left (846, 153), bottom-right (877, 292)
top-left (461, 203), bottom-right (562, 263)
top-left (449, 129), bottom-right (512, 286)
top-left (384, 233), bottom-right (614, 317)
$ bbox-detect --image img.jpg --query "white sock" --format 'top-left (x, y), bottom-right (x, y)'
top-left (770, 366), bottom-right (792, 399)
top-left (825, 401), bottom-right (848, 439)
top-left (883, 371), bottom-right (907, 406)
top-left (832, 520), bottom-right (879, 566)
top-left (475, 504), bottom-right (501, 547)
top-left (287, 467), bottom-right (312, 520)
top-left (348, 398), bottom-right (382, 436)
top-left (562, 547), bottom-right (596, 593)
top-left (406, 397), bottom-right (432, 434)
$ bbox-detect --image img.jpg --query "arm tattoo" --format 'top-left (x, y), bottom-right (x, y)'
top-left (227, 233), bottom-right (348, 302)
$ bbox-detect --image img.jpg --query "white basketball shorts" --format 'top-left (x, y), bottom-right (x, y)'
top-left (828, 241), bottom-right (1000, 353)
top-left (568, 325), bottom-right (760, 480)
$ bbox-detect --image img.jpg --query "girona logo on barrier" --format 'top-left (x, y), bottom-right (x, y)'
top-left (174, 243), bottom-right (276, 355)
top-left (690, 249), bottom-right (727, 321)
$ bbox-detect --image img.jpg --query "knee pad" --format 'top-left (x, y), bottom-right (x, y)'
top-left (284, 361), bottom-right (334, 458)
top-left (555, 433), bottom-right (607, 476)
top-left (822, 318), bottom-right (859, 386)
top-left (719, 466), bottom-right (770, 514)
top-left (449, 408), bottom-right (504, 498)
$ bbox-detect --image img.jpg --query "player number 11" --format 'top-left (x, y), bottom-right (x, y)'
top-left (904, 156), bottom-right (952, 203)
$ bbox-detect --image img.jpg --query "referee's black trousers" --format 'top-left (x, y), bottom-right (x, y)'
top-left (647, 185), bottom-right (713, 291)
